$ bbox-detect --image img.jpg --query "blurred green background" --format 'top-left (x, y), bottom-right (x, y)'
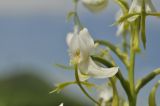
top-left (0, 67), bottom-right (87, 106)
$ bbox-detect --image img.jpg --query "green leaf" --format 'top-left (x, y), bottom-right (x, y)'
top-left (147, 12), bottom-right (160, 17)
top-left (95, 40), bottom-right (129, 69)
top-left (149, 81), bottom-right (160, 106)
top-left (50, 82), bottom-right (75, 93)
top-left (136, 68), bottom-right (160, 94)
top-left (66, 11), bottom-right (75, 22)
top-left (54, 64), bottom-right (74, 70)
top-left (132, 19), bottom-right (141, 52)
top-left (50, 81), bottom-right (95, 94)
top-left (114, 13), bottom-right (140, 25)
top-left (72, 0), bottom-right (78, 4)
top-left (140, 0), bottom-right (146, 49)
top-left (114, 0), bottom-right (129, 13)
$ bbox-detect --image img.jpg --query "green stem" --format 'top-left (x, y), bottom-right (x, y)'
top-left (74, 64), bottom-right (100, 106)
top-left (128, 47), bottom-right (136, 106)
top-left (148, 81), bottom-right (160, 106)
top-left (128, 20), bottom-right (138, 106)
top-left (122, 35), bottom-right (129, 53)
top-left (73, 0), bottom-right (83, 29)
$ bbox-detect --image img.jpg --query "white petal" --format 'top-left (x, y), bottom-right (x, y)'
top-left (87, 58), bottom-right (118, 78)
top-left (129, 0), bottom-right (142, 13)
top-left (128, 0), bottom-right (142, 21)
top-left (82, 0), bottom-right (108, 12)
top-left (128, 0), bottom-right (156, 21)
top-left (67, 26), bottom-right (80, 53)
top-left (79, 28), bottom-right (95, 53)
top-left (69, 34), bottom-right (80, 54)
top-left (145, 0), bottom-right (156, 12)
top-left (78, 70), bottom-right (90, 81)
top-left (69, 28), bottom-right (94, 57)
top-left (98, 84), bottom-right (113, 102)
top-left (116, 23), bottom-right (124, 36)
top-left (78, 58), bottom-right (90, 74)
top-left (115, 10), bottom-right (125, 36)
top-left (66, 33), bottom-right (74, 46)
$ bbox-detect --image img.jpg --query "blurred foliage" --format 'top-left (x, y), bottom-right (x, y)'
top-left (0, 73), bottom-right (87, 106)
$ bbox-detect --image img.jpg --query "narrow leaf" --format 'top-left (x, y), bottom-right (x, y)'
top-left (114, 0), bottom-right (129, 13)
top-left (50, 81), bottom-right (95, 94)
top-left (114, 13), bottom-right (140, 25)
top-left (149, 81), bottom-right (160, 106)
top-left (54, 64), bottom-right (73, 70)
top-left (140, 0), bottom-right (146, 49)
top-left (67, 11), bottom-right (75, 22)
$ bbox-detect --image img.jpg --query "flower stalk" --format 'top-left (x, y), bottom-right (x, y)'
top-left (74, 64), bottom-right (101, 106)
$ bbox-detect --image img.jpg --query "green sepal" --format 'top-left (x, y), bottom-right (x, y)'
top-left (114, 13), bottom-right (140, 25)
top-left (72, 0), bottom-right (79, 4)
top-left (54, 64), bottom-right (74, 70)
top-left (95, 40), bottom-right (129, 68)
top-left (147, 12), bottom-right (160, 17)
top-left (50, 81), bottom-right (95, 94)
top-left (140, 0), bottom-right (146, 49)
top-left (149, 81), bottom-right (160, 106)
top-left (132, 19), bottom-right (141, 52)
top-left (114, 0), bottom-right (129, 13)
top-left (67, 11), bottom-right (76, 22)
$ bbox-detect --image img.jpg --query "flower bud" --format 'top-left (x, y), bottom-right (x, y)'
top-left (82, 0), bottom-right (108, 12)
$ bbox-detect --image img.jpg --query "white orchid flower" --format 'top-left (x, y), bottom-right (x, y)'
top-left (66, 26), bottom-right (118, 81)
top-left (97, 84), bottom-right (113, 106)
top-left (82, 0), bottom-right (108, 12)
top-left (129, 0), bottom-right (156, 21)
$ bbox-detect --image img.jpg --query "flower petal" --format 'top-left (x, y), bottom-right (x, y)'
top-left (82, 0), bottom-right (108, 12)
top-left (66, 33), bottom-right (74, 46)
top-left (116, 23), bottom-right (125, 36)
top-left (145, 0), bottom-right (156, 12)
top-left (78, 70), bottom-right (90, 81)
top-left (87, 58), bottom-right (118, 78)
top-left (79, 28), bottom-right (95, 54)
top-left (128, 0), bottom-right (142, 21)
top-left (129, 0), bottom-right (142, 13)
top-left (78, 58), bottom-right (90, 74)
top-left (98, 84), bottom-right (113, 102)
top-left (69, 33), bottom-right (80, 54)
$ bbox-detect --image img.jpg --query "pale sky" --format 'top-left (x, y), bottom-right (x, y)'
top-left (0, 0), bottom-right (72, 15)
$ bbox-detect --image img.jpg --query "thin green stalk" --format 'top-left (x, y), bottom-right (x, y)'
top-left (128, 19), bottom-right (139, 106)
top-left (74, 64), bottom-right (100, 106)
top-left (73, 0), bottom-right (83, 29)
top-left (122, 35), bottom-right (129, 53)
top-left (128, 46), bottom-right (136, 106)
